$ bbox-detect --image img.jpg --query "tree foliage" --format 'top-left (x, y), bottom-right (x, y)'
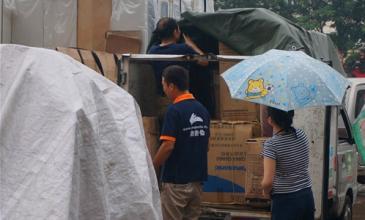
top-left (214, 0), bottom-right (365, 52)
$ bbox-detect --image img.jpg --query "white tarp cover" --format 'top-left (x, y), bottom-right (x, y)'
top-left (0, 44), bottom-right (162, 220)
top-left (172, 0), bottom-right (215, 18)
top-left (110, 0), bottom-right (214, 52)
top-left (3, 0), bottom-right (77, 48)
top-left (111, 0), bottom-right (158, 52)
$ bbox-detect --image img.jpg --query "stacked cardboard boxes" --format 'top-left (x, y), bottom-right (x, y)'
top-left (56, 47), bottom-right (119, 84)
top-left (56, 47), bottom-right (83, 63)
top-left (202, 43), bottom-right (266, 205)
top-left (79, 50), bottom-right (99, 71)
top-left (245, 138), bottom-right (270, 204)
top-left (105, 31), bottom-right (142, 54)
top-left (77, 0), bottom-right (112, 51)
top-left (77, 1), bottom-right (143, 53)
top-left (92, 51), bottom-right (119, 83)
top-left (202, 121), bottom-right (256, 204)
top-left (215, 42), bottom-right (260, 122)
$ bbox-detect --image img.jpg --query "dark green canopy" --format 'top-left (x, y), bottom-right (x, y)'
top-left (180, 8), bottom-right (345, 75)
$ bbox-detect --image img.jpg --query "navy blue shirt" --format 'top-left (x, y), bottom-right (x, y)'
top-left (148, 43), bottom-right (197, 95)
top-left (160, 94), bottom-right (210, 183)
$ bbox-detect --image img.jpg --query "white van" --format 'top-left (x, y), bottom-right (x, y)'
top-left (345, 78), bottom-right (365, 184)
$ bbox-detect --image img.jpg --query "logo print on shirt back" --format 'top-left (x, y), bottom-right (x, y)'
top-left (189, 113), bottom-right (203, 125)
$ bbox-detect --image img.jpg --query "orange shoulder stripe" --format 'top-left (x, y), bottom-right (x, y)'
top-left (160, 135), bottom-right (176, 142)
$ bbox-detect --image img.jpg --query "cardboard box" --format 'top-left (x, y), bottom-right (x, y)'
top-left (79, 49), bottom-right (98, 71)
top-left (216, 42), bottom-right (260, 122)
top-left (202, 121), bottom-right (255, 204)
top-left (142, 117), bottom-right (160, 158)
top-left (260, 105), bottom-right (273, 137)
top-left (218, 42), bottom-right (241, 74)
top-left (215, 76), bottom-right (260, 121)
top-left (56, 47), bottom-right (98, 72)
top-left (77, 0), bottom-right (112, 50)
top-left (245, 138), bottom-right (270, 201)
top-left (56, 47), bottom-right (82, 62)
top-left (56, 48), bottom-right (118, 83)
top-left (92, 51), bottom-right (118, 83)
top-left (105, 31), bottom-right (142, 54)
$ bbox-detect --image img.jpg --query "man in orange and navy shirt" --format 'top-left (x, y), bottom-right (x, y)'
top-left (153, 65), bottom-right (210, 220)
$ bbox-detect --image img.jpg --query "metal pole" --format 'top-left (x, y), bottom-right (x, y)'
top-left (321, 106), bottom-right (331, 220)
top-left (179, 0), bottom-right (182, 14)
top-left (1, 0), bottom-right (3, 43)
top-left (42, 0), bottom-right (45, 47)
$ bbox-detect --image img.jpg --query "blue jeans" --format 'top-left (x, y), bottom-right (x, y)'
top-left (271, 188), bottom-right (315, 220)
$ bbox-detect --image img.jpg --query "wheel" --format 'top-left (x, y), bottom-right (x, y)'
top-left (339, 195), bottom-right (352, 220)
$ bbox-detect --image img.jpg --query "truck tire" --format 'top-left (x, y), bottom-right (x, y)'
top-left (339, 195), bottom-right (352, 220)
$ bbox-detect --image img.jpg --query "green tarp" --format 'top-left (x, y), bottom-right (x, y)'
top-left (148, 8), bottom-right (345, 74)
top-left (180, 8), bottom-right (345, 75)
top-left (148, 8), bottom-right (346, 75)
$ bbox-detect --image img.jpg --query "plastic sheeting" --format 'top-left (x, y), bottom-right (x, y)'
top-left (111, 0), bottom-right (214, 52)
top-left (0, 44), bottom-right (162, 220)
top-left (159, 0), bottom-right (214, 19)
top-left (3, 0), bottom-right (76, 48)
top-left (111, 0), bottom-right (158, 53)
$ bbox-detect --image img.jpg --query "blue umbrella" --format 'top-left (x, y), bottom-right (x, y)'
top-left (222, 49), bottom-right (350, 111)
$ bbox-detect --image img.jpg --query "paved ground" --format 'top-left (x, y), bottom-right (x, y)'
top-left (353, 191), bottom-right (365, 220)
top-left (200, 188), bottom-right (365, 219)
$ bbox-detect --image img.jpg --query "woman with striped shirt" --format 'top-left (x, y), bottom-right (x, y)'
top-left (261, 107), bottom-right (315, 220)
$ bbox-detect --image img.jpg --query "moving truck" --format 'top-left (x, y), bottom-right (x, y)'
top-left (118, 54), bottom-right (359, 220)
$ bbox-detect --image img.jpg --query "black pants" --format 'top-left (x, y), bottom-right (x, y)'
top-left (271, 188), bottom-right (315, 220)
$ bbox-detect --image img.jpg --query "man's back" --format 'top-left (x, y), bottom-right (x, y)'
top-left (148, 43), bottom-right (196, 55)
top-left (148, 43), bottom-right (196, 95)
top-left (161, 97), bottom-right (210, 184)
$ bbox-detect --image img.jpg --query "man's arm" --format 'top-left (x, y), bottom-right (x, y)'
top-left (183, 34), bottom-right (209, 66)
top-left (153, 140), bottom-right (175, 171)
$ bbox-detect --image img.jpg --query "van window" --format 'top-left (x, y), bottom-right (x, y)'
top-left (355, 90), bottom-right (365, 118)
top-left (160, 2), bottom-right (168, 17)
top-left (338, 108), bottom-right (354, 145)
top-left (338, 110), bottom-right (349, 142)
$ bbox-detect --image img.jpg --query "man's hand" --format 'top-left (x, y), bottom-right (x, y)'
top-left (183, 34), bottom-right (208, 67)
top-left (153, 140), bottom-right (175, 171)
top-left (183, 34), bottom-right (197, 51)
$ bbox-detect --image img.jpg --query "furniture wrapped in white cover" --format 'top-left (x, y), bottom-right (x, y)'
top-left (0, 44), bottom-right (162, 220)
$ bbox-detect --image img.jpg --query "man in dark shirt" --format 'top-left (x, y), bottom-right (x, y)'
top-left (148, 17), bottom-right (207, 95)
top-left (153, 65), bottom-right (210, 220)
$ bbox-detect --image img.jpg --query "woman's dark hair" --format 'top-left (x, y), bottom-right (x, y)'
top-left (153, 17), bottom-right (179, 40)
top-left (267, 107), bottom-right (296, 135)
top-left (162, 65), bottom-right (189, 91)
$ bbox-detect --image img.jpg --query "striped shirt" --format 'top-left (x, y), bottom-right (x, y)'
top-left (262, 128), bottom-right (312, 194)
